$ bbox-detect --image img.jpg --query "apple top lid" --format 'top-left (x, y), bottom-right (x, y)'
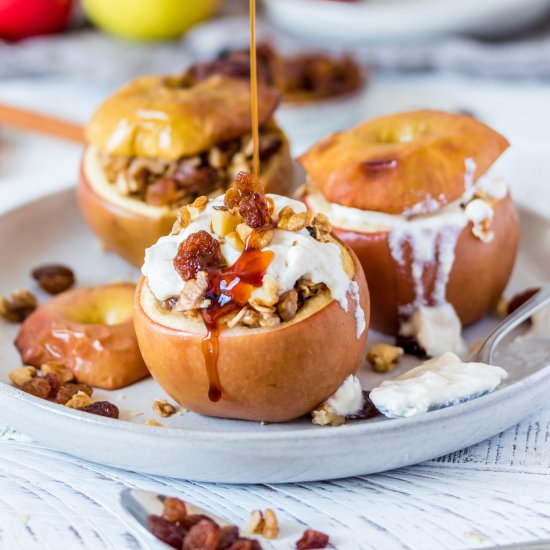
top-left (298, 109), bottom-right (509, 217)
top-left (85, 74), bottom-right (281, 161)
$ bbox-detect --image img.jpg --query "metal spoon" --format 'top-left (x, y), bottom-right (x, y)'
top-left (473, 285), bottom-right (550, 364)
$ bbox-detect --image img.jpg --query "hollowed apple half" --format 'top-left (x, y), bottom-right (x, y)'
top-left (328, 194), bottom-right (519, 334)
top-left (134, 244), bottom-right (370, 423)
top-left (77, 139), bottom-right (294, 267)
top-left (15, 283), bottom-right (149, 390)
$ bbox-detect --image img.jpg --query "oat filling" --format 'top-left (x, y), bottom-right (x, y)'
top-left (97, 125), bottom-right (285, 209)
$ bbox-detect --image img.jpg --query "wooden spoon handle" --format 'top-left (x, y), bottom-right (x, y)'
top-left (0, 103), bottom-right (85, 144)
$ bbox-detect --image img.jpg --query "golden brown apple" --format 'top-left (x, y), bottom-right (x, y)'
top-left (134, 242), bottom-right (370, 423)
top-left (329, 194), bottom-right (519, 334)
top-left (15, 283), bottom-right (148, 390)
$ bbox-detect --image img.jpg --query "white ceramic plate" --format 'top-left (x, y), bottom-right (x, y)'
top-left (0, 189), bottom-right (549, 483)
top-left (262, 0), bottom-right (550, 43)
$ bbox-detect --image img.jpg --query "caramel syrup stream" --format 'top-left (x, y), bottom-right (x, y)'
top-left (249, 0), bottom-right (260, 178)
top-left (200, 2), bottom-right (262, 402)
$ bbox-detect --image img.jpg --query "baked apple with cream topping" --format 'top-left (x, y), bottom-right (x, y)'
top-left (78, 74), bottom-right (294, 267)
top-left (300, 110), bottom-right (519, 356)
top-left (134, 172), bottom-right (369, 422)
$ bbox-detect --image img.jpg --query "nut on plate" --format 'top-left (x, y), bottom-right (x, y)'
top-left (153, 399), bottom-right (177, 418)
top-left (0, 289), bottom-right (37, 323)
top-left (246, 508), bottom-right (279, 539)
top-left (41, 363), bottom-right (75, 383)
top-left (64, 390), bottom-right (94, 409)
top-left (9, 366), bottom-right (37, 387)
top-left (367, 343), bottom-right (404, 373)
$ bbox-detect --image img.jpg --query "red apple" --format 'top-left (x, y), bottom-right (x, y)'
top-left (0, 0), bottom-right (73, 41)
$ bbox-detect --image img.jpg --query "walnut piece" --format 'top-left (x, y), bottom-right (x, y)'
top-left (174, 272), bottom-right (209, 312)
top-left (0, 289), bottom-right (37, 323)
top-left (367, 343), bottom-right (404, 373)
top-left (145, 419), bottom-right (164, 427)
top-left (41, 363), bottom-right (75, 383)
top-left (246, 509), bottom-right (279, 540)
top-left (171, 206), bottom-right (192, 235)
top-left (278, 209), bottom-right (314, 232)
top-left (277, 289), bottom-right (299, 322)
top-left (153, 399), bottom-right (177, 418)
top-left (311, 405), bottom-right (345, 427)
top-left (9, 366), bottom-right (37, 387)
top-left (64, 390), bottom-right (94, 409)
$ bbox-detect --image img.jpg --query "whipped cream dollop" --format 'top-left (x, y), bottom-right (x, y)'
top-left (370, 352), bottom-right (508, 418)
top-left (325, 374), bottom-right (364, 417)
top-left (142, 194), bottom-right (365, 336)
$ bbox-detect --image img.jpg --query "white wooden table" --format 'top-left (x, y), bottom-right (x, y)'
top-left (1, 73), bottom-right (549, 549)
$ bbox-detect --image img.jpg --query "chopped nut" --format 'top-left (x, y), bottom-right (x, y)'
top-left (153, 399), bottom-right (177, 418)
top-left (367, 343), bottom-right (404, 373)
top-left (259, 312), bottom-right (281, 328)
top-left (277, 289), bottom-right (299, 322)
top-left (246, 509), bottom-right (279, 540)
top-left (311, 405), bottom-right (345, 427)
top-left (250, 275), bottom-right (280, 308)
top-left (31, 264), bottom-right (75, 295)
top-left (263, 509), bottom-right (279, 540)
top-left (246, 510), bottom-right (264, 535)
top-left (236, 222), bottom-right (254, 243)
top-left (278, 205), bottom-right (295, 220)
top-left (174, 271), bottom-right (209, 312)
top-left (208, 147), bottom-right (227, 169)
top-left (21, 377), bottom-right (51, 399)
top-left (494, 296), bottom-right (509, 318)
top-left (0, 289), bottom-right (37, 323)
top-left (312, 213), bottom-right (332, 240)
top-left (250, 229), bottom-right (274, 249)
top-left (9, 366), bottom-right (36, 387)
top-left (192, 195), bottom-right (208, 211)
top-left (278, 210), bottom-right (315, 232)
top-left (64, 390), bottom-right (94, 409)
top-left (171, 206), bottom-right (192, 235)
top-left (41, 363), bottom-right (74, 383)
top-left (145, 419), bottom-right (164, 427)
top-left (55, 383), bottom-right (93, 405)
top-left (211, 208), bottom-right (242, 238)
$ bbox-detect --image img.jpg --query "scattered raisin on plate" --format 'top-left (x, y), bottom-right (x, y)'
top-left (79, 401), bottom-right (119, 419)
top-left (31, 264), bottom-right (75, 295)
top-left (0, 289), bottom-right (37, 322)
top-left (295, 529), bottom-right (330, 549)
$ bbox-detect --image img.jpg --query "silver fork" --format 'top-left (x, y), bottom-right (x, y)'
top-left (473, 285), bottom-right (550, 364)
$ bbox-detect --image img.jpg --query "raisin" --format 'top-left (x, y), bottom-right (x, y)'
top-left (259, 134), bottom-right (283, 160)
top-left (181, 514), bottom-right (216, 530)
top-left (508, 288), bottom-right (540, 315)
top-left (239, 193), bottom-right (271, 229)
top-left (0, 289), bottom-right (37, 323)
top-left (44, 372), bottom-right (63, 399)
top-left (173, 231), bottom-right (223, 281)
top-left (395, 335), bottom-right (428, 359)
top-left (219, 525), bottom-right (239, 549)
top-left (21, 378), bottom-right (51, 399)
top-left (224, 171), bottom-right (263, 209)
top-left (79, 401), bottom-right (119, 419)
top-left (147, 515), bottom-right (186, 549)
top-left (31, 264), bottom-right (75, 295)
top-left (173, 165), bottom-right (218, 195)
top-left (162, 497), bottom-right (187, 523)
top-left (296, 529), bottom-right (330, 549)
top-left (55, 383), bottom-right (93, 405)
top-left (277, 289), bottom-right (299, 322)
top-left (145, 178), bottom-right (181, 207)
top-left (348, 391), bottom-right (380, 420)
top-left (226, 539), bottom-right (262, 550)
top-left (183, 519), bottom-right (221, 550)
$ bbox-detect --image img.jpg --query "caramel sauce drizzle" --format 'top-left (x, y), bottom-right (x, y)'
top-left (201, 243), bottom-right (274, 402)
top-left (200, 1), bottom-right (264, 402)
top-left (249, 0), bottom-right (260, 178)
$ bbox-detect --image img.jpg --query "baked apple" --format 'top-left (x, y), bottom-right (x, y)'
top-left (134, 172), bottom-right (370, 422)
top-left (15, 283), bottom-right (148, 390)
top-left (78, 75), bottom-right (294, 267)
top-left (300, 110), bottom-right (519, 355)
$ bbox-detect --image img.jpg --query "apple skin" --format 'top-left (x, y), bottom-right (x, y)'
top-left (330, 194), bottom-right (519, 334)
top-left (15, 283), bottom-right (149, 390)
top-left (82, 0), bottom-right (219, 41)
top-left (77, 141), bottom-right (294, 268)
top-left (0, 0), bottom-right (72, 41)
top-left (134, 252), bottom-right (370, 423)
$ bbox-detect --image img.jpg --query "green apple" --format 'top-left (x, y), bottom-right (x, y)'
top-left (82, 0), bottom-right (219, 41)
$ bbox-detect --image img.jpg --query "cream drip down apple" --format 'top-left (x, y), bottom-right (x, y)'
top-left (135, 172), bottom-right (370, 422)
top-left (300, 110), bottom-right (520, 354)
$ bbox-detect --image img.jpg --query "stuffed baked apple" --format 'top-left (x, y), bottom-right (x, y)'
top-left (78, 74), bottom-right (294, 267)
top-left (134, 172), bottom-right (369, 422)
top-left (300, 110), bottom-right (519, 356)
